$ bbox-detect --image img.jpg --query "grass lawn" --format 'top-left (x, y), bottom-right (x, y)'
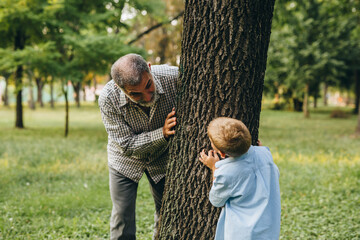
top-left (0, 104), bottom-right (359, 239)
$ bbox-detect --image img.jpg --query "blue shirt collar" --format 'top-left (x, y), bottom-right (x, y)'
top-left (216, 146), bottom-right (255, 167)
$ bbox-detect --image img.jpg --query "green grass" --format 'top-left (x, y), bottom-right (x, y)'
top-left (0, 104), bottom-right (359, 239)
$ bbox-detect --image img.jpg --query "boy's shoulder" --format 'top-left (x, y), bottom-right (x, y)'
top-left (253, 145), bottom-right (272, 157)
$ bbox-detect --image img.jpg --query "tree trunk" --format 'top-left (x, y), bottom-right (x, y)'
top-left (72, 81), bottom-right (81, 108)
top-left (157, 0), bottom-right (275, 239)
top-left (36, 76), bottom-right (44, 107)
top-left (93, 74), bottom-right (98, 103)
top-left (50, 75), bottom-right (55, 108)
top-left (293, 98), bottom-right (303, 112)
top-left (15, 28), bottom-right (25, 128)
top-left (323, 82), bottom-right (328, 106)
top-left (62, 80), bottom-right (69, 137)
top-left (159, 28), bottom-right (169, 64)
top-left (3, 75), bottom-right (10, 107)
top-left (356, 96), bottom-right (360, 135)
top-left (355, 70), bottom-right (359, 114)
top-left (303, 83), bottom-right (310, 118)
top-left (15, 65), bottom-right (24, 128)
top-left (314, 95), bottom-right (317, 108)
top-left (83, 85), bottom-right (86, 102)
top-left (27, 77), bottom-right (36, 110)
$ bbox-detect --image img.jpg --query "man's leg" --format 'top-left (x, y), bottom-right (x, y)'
top-left (109, 167), bottom-right (138, 240)
top-left (144, 170), bottom-right (165, 239)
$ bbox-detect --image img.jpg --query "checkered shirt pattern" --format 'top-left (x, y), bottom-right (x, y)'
top-left (99, 65), bottom-right (178, 183)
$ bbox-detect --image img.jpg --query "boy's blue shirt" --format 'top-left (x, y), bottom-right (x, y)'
top-left (209, 146), bottom-right (281, 240)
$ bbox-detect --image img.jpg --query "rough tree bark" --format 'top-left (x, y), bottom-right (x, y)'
top-left (157, 0), bottom-right (275, 239)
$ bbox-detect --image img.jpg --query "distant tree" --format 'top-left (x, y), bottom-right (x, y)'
top-left (157, 0), bottom-right (275, 239)
top-left (0, 0), bottom-right (49, 128)
top-left (265, 0), bottom-right (359, 116)
top-left (0, 48), bottom-right (17, 107)
top-left (39, 0), bottom-right (157, 136)
top-left (356, 93), bottom-right (360, 135)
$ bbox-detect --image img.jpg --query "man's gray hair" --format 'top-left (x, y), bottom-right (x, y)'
top-left (111, 54), bottom-right (150, 88)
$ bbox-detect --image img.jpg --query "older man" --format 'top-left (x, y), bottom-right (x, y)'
top-left (98, 54), bottom-right (178, 240)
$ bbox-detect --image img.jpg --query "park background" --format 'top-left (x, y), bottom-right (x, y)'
top-left (0, 0), bottom-right (359, 239)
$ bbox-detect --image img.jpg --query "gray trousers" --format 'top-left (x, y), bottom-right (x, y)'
top-left (109, 167), bottom-right (165, 240)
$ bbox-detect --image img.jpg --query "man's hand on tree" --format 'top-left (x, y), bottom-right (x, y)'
top-left (163, 108), bottom-right (176, 139)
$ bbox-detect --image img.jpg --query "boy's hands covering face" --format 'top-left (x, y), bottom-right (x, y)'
top-left (199, 149), bottom-right (220, 171)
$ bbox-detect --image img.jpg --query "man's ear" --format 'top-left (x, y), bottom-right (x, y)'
top-left (148, 63), bottom-right (151, 70)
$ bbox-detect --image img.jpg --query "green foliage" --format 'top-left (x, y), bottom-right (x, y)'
top-left (0, 106), bottom-right (359, 239)
top-left (0, 0), bottom-right (165, 85)
top-left (265, 0), bottom-right (360, 103)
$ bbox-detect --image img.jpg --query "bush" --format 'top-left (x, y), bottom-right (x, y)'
top-left (330, 109), bottom-right (350, 119)
top-left (270, 98), bottom-right (287, 110)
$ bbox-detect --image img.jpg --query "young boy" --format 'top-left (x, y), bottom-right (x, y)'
top-left (199, 117), bottom-right (281, 240)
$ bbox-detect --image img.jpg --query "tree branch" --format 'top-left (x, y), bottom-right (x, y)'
top-left (128, 11), bottom-right (184, 45)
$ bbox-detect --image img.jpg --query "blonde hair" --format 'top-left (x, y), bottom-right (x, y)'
top-left (207, 117), bottom-right (252, 157)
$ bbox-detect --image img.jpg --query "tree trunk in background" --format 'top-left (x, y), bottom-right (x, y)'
top-left (36, 76), bottom-right (44, 107)
top-left (15, 65), bottom-right (24, 128)
top-left (356, 94), bottom-right (360, 135)
top-left (50, 75), bottom-right (55, 108)
top-left (157, 0), bottom-right (275, 239)
top-left (83, 86), bottom-right (86, 101)
top-left (303, 83), bottom-right (310, 118)
top-left (27, 77), bottom-right (35, 110)
top-left (355, 70), bottom-right (359, 114)
top-left (293, 98), bottom-right (303, 112)
top-left (159, 28), bottom-right (169, 64)
top-left (72, 81), bottom-right (81, 108)
top-left (314, 96), bottom-right (317, 108)
top-left (3, 75), bottom-right (10, 106)
top-left (345, 90), bottom-right (350, 106)
top-left (93, 75), bottom-right (98, 103)
top-left (323, 82), bottom-right (328, 106)
top-left (15, 28), bottom-right (25, 128)
top-left (62, 80), bottom-right (69, 137)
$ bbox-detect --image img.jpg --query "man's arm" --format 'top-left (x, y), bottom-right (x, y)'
top-left (99, 98), bottom-right (174, 159)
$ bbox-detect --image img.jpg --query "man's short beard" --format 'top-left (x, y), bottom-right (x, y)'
top-left (136, 91), bottom-right (159, 107)
top-left (123, 90), bottom-right (159, 107)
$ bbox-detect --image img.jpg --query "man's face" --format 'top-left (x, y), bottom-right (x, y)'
top-left (123, 71), bottom-right (157, 107)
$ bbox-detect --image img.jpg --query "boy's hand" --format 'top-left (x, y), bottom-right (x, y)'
top-left (199, 149), bottom-right (220, 171)
top-left (257, 139), bottom-right (262, 146)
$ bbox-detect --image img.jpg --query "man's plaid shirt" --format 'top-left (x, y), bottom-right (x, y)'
top-left (99, 65), bottom-right (178, 183)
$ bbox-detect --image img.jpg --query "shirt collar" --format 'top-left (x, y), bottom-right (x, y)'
top-left (215, 146), bottom-right (255, 167)
top-left (115, 71), bottom-right (164, 108)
